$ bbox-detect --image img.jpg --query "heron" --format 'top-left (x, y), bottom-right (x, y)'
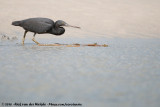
top-left (12, 17), bottom-right (80, 45)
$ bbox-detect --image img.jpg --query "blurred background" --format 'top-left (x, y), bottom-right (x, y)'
top-left (0, 0), bottom-right (160, 38)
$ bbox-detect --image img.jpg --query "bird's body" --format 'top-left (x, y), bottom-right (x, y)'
top-left (12, 17), bottom-right (65, 35)
top-left (12, 17), bottom-right (80, 45)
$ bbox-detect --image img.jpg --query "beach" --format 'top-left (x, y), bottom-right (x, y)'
top-left (0, 0), bottom-right (160, 107)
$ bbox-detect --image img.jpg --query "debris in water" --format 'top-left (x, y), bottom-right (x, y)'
top-left (1, 35), bottom-right (10, 40)
top-left (1, 34), bottom-right (18, 41)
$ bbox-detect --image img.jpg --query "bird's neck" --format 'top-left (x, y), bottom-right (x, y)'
top-left (50, 27), bottom-right (65, 35)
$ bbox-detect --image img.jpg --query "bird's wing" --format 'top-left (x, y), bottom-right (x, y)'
top-left (21, 18), bottom-right (54, 33)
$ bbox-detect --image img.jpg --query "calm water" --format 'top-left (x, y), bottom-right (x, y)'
top-left (0, 38), bottom-right (160, 107)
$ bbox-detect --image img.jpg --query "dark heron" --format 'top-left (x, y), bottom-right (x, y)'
top-left (12, 17), bottom-right (80, 45)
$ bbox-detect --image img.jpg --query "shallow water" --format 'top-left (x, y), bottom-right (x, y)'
top-left (0, 38), bottom-right (160, 107)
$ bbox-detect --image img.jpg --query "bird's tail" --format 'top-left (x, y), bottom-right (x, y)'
top-left (12, 21), bottom-right (22, 26)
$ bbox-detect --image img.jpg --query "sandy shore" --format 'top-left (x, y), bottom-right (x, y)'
top-left (0, 0), bottom-right (160, 38)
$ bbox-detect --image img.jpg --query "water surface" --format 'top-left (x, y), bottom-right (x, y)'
top-left (0, 38), bottom-right (160, 107)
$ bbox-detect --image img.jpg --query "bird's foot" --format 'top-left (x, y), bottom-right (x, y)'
top-left (32, 39), bottom-right (40, 45)
top-left (38, 44), bottom-right (62, 46)
top-left (22, 39), bottom-right (25, 45)
top-left (37, 43), bottom-right (108, 47)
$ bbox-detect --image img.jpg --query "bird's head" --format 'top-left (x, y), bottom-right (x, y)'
top-left (55, 20), bottom-right (80, 29)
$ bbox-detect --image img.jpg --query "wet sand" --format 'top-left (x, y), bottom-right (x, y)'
top-left (0, 0), bottom-right (160, 107)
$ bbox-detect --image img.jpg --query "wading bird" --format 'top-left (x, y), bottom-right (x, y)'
top-left (12, 17), bottom-right (80, 45)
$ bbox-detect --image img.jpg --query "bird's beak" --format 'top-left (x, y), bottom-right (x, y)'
top-left (65, 23), bottom-right (80, 29)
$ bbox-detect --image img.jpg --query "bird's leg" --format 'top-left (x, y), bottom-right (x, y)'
top-left (22, 31), bottom-right (28, 45)
top-left (32, 33), bottom-right (40, 45)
